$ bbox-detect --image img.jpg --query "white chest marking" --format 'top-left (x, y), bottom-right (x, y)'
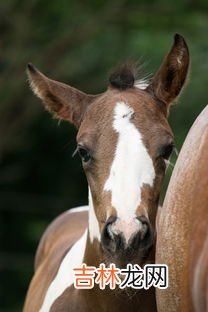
top-left (39, 230), bottom-right (87, 312)
top-left (104, 101), bottom-right (155, 220)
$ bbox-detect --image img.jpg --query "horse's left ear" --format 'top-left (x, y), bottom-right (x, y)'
top-left (27, 64), bottom-right (97, 128)
top-left (147, 34), bottom-right (189, 114)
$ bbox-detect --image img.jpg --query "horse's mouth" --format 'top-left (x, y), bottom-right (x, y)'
top-left (102, 240), bottom-right (155, 270)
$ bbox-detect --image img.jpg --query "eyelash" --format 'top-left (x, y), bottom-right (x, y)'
top-left (73, 145), bottom-right (91, 162)
top-left (160, 143), bottom-right (175, 159)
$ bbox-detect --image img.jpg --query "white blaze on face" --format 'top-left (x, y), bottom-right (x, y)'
top-left (104, 102), bottom-right (155, 239)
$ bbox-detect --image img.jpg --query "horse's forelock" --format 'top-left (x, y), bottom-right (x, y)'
top-left (109, 62), bottom-right (149, 91)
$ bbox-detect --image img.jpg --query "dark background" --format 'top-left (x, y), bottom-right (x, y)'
top-left (1, 1), bottom-right (208, 311)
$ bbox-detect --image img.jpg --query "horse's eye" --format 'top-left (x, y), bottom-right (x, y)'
top-left (159, 143), bottom-right (174, 159)
top-left (77, 146), bottom-right (91, 162)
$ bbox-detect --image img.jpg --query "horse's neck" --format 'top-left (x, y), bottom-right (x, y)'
top-left (80, 234), bottom-right (156, 312)
top-left (87, 187), bottom-right (101, 242)
top-left (82, 232), bottom-right (103, 267)
top-left (82, 187), bottom-right (103, 266)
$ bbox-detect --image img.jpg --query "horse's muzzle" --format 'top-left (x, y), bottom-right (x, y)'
top-left (101, 215), bottom-right (154, 258)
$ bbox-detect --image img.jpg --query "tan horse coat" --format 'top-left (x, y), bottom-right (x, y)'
top-left (156, 105), bottom-right (208, 312)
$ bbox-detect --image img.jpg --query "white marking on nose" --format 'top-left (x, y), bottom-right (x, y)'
top-left (111, 218), bottom-right (142, 243)
top-left (39, 230), bottom-right (87, 312)
top-left (104, 101), bottom-right (155, 228)
top-left (88, 187), bottom-right (101, 243)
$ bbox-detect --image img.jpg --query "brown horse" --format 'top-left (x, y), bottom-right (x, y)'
top-left (156, 105), bottom-right (208, 312)
top-left (23, 34), bottom-right (189, 312)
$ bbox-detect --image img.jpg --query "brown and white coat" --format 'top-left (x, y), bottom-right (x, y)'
top-left (23, 34), bottom-right (189, 312)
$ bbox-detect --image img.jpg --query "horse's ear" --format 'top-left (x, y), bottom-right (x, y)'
top-left (147, 34), bottom-right (189, 114)
top-left (27, 64), bottom-right (96, 128)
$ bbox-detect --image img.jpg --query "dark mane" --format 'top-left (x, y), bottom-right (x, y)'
top-left (109, 63), bottom-right (136, 90)
top-left (109, 63), bottom-right (145, 90)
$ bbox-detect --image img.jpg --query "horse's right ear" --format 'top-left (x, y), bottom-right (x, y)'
top-left (27, 64), bottom-right (96, 128)
top-left (147, 34), bottom-right (189, 115)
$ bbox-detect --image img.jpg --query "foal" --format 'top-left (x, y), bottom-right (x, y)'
top-left (23, 34), bottom-right (189, 312)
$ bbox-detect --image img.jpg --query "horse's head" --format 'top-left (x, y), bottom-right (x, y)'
top-left (27, 34), bottom-right (189, 267)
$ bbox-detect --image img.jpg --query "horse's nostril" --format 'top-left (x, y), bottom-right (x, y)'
top-left (140, 222), bottom-right (148, 240)
top-left (136, 216), bottom-right (154, 249)
top-left (106, 217), bottom-right (116, 239)
top-left (101, 215), bottom-right (154, 256)
top-left (138, 217), bottom-right (149, 239)
top-left (101, 216), bottom-right (119, 254)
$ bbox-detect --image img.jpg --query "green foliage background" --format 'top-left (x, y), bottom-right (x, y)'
top-left (1, 0), bottom-right (208, 311)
